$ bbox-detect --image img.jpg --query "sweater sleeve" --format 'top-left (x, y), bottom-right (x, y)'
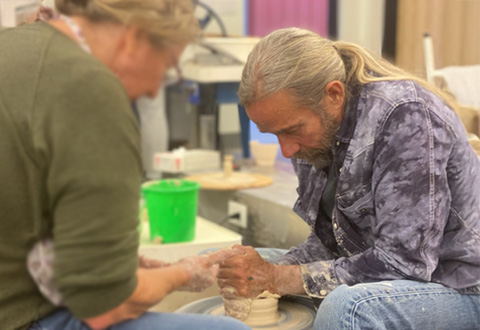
top-left (36, 66), bottom-right (143, 319)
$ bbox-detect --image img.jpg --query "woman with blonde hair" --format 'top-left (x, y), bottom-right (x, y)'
top-left (0, 1), bottom-right (250, 329)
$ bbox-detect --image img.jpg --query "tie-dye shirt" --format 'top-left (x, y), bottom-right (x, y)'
top-left (278, 80), bottom-right (480, 299)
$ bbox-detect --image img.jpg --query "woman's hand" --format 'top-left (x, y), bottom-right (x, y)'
top-left (175, 248), bottom-right (240, 292)
top-left (138, 255), bottom-right (170, 269)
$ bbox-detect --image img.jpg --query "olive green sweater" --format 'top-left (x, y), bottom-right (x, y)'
top-left (0, 22), bottom-right (142, 330)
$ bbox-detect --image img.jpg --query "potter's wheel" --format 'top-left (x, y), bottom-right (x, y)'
top-left (176, 295), bottom-right (315, 330)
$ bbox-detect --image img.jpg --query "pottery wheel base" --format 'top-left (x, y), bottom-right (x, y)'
top-left (175, 296), bottom-right (315, 330)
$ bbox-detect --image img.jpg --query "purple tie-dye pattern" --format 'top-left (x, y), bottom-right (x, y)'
top-left (278, 80), bottom-right (480, 299)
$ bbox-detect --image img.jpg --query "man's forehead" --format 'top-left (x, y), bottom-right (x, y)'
top-left (246, 92), bottom-right (291, 115)
top-left (246, 98), bottom-right (301, 134)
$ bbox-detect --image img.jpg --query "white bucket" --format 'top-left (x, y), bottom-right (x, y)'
top-left (249, 140), bottom-right (279, 167)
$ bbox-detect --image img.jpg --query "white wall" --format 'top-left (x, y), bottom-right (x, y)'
top-left (0, 0), bottom-right (41, 27)
top-left (338, 0), bottom-right (385, 55)
top-left (43, 0), bottom-right (55, 8)
top-left (197, 0), bottom-right (245, 36)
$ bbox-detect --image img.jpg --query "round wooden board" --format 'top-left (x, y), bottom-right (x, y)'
top-left (185, 172), bottom-right (273, 190)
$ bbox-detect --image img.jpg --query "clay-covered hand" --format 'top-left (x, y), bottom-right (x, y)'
top-left (174, 255), bottom-right (218, 292)
top-left (175, 249), bottom-right (240, 292)
top-left (138, 255), bottom-right (171, 269)
top-left (220, 286), bottom-right (252, 321)
top-left (217, 245), bottom-right (277, 298)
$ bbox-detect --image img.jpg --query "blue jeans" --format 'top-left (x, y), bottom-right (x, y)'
top-left (315, 280), bottom-right (480, 330)
top-left (257, 249), bottom-right (480, 329)
top-left (30, 308), bottom-right (251, 330)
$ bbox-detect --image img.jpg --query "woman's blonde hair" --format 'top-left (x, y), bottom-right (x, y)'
top-left (239, 27), bottom-right (457, 112)
top-left (55, 0), bottom-right (200, 47)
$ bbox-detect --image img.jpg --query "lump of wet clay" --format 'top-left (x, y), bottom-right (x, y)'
top-left (222, 289), bottom-right (281, 325)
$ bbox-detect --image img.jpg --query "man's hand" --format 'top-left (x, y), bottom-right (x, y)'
top-left (217, 245), bottom-right (277, 298)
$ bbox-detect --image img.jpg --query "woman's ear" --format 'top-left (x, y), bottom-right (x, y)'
top-left (118, 26), bottom-right (147, 58)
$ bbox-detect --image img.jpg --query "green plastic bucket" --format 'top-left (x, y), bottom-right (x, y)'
top-left (141, 179), bottom-right (200, 244)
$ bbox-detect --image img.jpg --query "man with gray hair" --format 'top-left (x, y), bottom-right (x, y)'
top-left (217, 28), bottom-right (480, 329)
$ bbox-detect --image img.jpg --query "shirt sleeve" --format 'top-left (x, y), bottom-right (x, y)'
top-left (299, 101), bottom-right (453, 299)
top-left (37, 68), bottom-right (143, 319)
top-left (276, 231), bottom-right (336, 266)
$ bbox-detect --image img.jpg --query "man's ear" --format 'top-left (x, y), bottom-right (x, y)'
top-left (324, 80), bottom-right (345, 108)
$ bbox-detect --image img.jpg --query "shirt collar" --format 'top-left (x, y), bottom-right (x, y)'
top-left (335, 84), bottom-right (363, 143)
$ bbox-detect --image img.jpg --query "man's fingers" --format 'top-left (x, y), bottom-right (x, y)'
top-left (219, 284), bottom-right (249, 298)
top-left (205, 247), bottom-right (244, 266)
top-left (220, 286), bottom-right (239, 298)
top-left (219, 282), bottom-right (252, 298)
top-left (217, 267), bottom-right (245, 281)
top-left (231, 244), bottom-right (256, 254)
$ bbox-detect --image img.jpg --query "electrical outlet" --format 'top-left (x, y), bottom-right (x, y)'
top-left (228, 200), bottom-right (248, 229)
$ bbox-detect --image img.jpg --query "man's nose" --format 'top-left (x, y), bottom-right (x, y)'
top-left (277, 136), bottom-right (300, 158)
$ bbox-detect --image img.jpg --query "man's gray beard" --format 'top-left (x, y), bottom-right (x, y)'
top-left (293, 111), bottom-right (340, 170)
top-left (294, 144), bottom-right (334, 170)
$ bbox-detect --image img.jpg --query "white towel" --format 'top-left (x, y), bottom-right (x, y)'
top-left (437, 65), bottom-right (480, 110)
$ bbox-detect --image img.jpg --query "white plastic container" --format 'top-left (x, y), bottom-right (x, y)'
top-left (250, 140), bottom-right (279, 167)
top-left (0, 0), bottom-right (41, 27)
top-left (153, 148), bottom-right (220, 173)
top-left (201, 37), bottom-right (261, 64)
